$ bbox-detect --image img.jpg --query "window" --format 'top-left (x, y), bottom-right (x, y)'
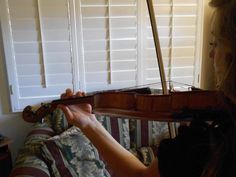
top-left (0, 0), bottom-right (204, 112)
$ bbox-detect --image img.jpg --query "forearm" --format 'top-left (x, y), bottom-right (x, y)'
top-left (82, 117), bottom-right (159, 177)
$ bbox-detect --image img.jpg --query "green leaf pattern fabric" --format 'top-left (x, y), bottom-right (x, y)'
top-left (40, 126), bottom-right (110, 177)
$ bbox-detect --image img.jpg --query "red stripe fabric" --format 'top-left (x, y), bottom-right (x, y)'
top-left (141, 120), bottom-right (149, 147)
top-left (10, 167), bottom-right (50, 177)
top-left (27, 129), bottom-right (54, 137)
top-left (110, 117), bottom-right (120, 143)
top-left (45, 141), bottom-right (74, 177)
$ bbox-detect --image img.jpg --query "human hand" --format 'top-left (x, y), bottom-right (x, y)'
top-left (60, 88), bottom-right (86, 99)
top-left (58, 89), bottom-right (97, 130)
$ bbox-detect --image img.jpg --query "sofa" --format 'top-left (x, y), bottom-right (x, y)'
top-left (10, 107), bottom-right (169, 177)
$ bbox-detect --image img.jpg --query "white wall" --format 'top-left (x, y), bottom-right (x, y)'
top-left (0, 22), bottom-right (31, 163)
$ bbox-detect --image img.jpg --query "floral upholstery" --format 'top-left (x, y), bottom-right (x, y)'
top-left (11, 107), bottom-right (168, 177)
top-left (40, 126), bottom-right (110, 177)
top-left (43, 107), bottom-right (69, 134)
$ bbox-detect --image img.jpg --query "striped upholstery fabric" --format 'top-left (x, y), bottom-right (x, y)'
top-left (129, 119), bottom-right (169, 149)
top-left (24, 123), bottom-right (55, 154)
top-left (96, 115), bottom-right (130, 150)
top-left (11, 123), bottom-right (55, 177)
top-left (10, 155), bottom-right (50, 177)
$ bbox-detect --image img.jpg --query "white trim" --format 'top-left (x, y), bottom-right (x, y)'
top-left (0, 0), bottom-right (20, 112)
top-left (193, 0), bottom-right (204, 87)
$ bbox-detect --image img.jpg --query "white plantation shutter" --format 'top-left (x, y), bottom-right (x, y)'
top-left (78, 0), bottom-right (139, 92)
top-left (1, 0), bottom-right (78, 111)
top-left (78, 0), bottom-right (203, 92)
top-left (0, 0), bottom-right (203, 111)
top-left (143, 0), bottom-right (202, 86)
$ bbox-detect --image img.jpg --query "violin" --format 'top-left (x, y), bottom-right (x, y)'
top-left (22, 87), bottom-right (151, 123)
top-left (22, 87), bottom-right (226, 123)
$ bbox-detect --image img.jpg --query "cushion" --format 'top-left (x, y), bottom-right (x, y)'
top-left (129, 119), bottom-right (169, 148)
top-left (11, 122), bottom-right (55, 177)
top-left (11, 154), bottom-right (50, 177)
top-left (24, 122), bottom-right (55, 154)
top-left (40, 126), bottom-right (110, 177)
top-left (96, 115), bottom-right (130, 150)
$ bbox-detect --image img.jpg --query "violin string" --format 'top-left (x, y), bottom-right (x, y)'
top-left (85, 81), bottom-right (194, 96)
top-left (118, 80), bottom-right (193, 91)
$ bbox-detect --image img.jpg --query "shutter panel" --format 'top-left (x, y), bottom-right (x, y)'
top-left (79, 0), bottom-right (139, 92)
top-left (5, 0), bottom-right (76, 111)
top-left (143, 0), bottom-right (201, 86)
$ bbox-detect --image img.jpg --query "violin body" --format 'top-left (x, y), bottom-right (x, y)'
top-left (93, 90), bottom-right (223, 121)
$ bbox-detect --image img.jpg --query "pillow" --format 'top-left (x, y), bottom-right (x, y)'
top-left (40, 126), bottom-right (110, 177)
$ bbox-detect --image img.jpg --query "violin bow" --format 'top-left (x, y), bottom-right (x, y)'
top-left (146, 0), bottom-right (168, 94)
top-left (146, 0), bottom-right (176, 138)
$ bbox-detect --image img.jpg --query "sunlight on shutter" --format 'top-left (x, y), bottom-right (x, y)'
top-left (8, 0), bottom-right (75, 108)
top-left (80, 0), bottom-right (138, 92)
top-left (143, 0), bottom-right (200, 86)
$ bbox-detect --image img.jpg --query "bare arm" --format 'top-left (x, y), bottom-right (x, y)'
top-left (58, 90), bottom-right (160, 177)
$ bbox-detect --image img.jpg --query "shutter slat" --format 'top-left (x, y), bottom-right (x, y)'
top-left (19, 85), bottom-right (73, 97)
top-left (17, 63), bottom-right (72, 76)
top-left (86, 81), bottom-right (136, 92)
top-left (18, 74), bottom-right (73, 87)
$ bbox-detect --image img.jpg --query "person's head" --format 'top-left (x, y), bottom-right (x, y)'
top-left (209, 0), bottom-right (236, 104)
